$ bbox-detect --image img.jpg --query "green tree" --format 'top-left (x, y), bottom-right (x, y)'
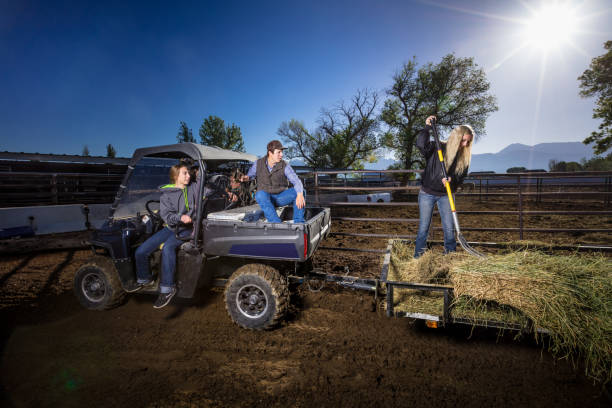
top-left (381, 54), bottom-right (498, 170)
top-left (549, 159), bottom-right (583, 172)
top-left (82, 145), bottom-right (90, 156)
top-left (507, 166), bottom-right (527, 173)
top-left (106, 144), bottom-right (117, 158)
top-left (578, 41), bottom-right (612, 154)
top-left (278, 89), bottom-right (381, 169)
top-left (199, 116), bottom-right (245, 152)
top-left (565, 161), bottom-right (583, 172)
top-left (581, 152), bottom-right (612, 171)
top-left (176, 121), bottom-right (195, 143)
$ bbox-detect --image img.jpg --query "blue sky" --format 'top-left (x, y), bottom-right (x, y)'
top-left (1, 0), bottom-right (610, 159)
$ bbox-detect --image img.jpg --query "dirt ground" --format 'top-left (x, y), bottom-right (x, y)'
top-left (1, 196), bottom-right (610, 407)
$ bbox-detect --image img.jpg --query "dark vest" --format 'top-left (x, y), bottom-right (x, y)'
top-left (256, 157), bottom-right (289, 194)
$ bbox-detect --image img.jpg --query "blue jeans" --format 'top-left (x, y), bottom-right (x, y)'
top-left (255, 188), bottom-right (305, 223)
top-left (134, 227), bottom-right (190, 293)
top-left (414, 190), bottom-right (456, 258)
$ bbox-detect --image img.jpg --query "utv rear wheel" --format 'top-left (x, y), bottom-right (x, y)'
top-left (224, 264), bottom-right (288, 330)
top-left (74, 256), bottom-right (125, 310)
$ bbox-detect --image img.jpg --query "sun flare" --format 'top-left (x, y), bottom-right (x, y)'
top-left (522, 3), bottom-right (579, 51)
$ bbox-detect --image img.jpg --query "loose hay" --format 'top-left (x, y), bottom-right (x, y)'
top-left (389, 240), bottom-right (463, 285)
top-left (388, 240), bottom-right (612, 384)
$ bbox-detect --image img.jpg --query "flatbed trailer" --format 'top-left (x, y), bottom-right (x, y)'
top-left (380, 239), bottom-right (549, 333)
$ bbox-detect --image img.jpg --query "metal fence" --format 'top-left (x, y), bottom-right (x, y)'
top-left (304, 169), bottom-right (612, 252)
top-left (0, 171), bottom-right (123, 207)
top-left (1, 164), bottom-right (610, 249)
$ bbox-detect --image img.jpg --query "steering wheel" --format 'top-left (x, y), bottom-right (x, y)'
top-left (173, 222), bottom-right (193, 242)
top-left (145, 200), bottom-right (164, 230)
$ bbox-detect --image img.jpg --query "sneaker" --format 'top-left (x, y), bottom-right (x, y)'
top-left (124, 280), bottom-right (154, 293)
top-left (140, 280), bottom-right (157, 291)
top-left (153, 287), bottom-right (177, 309)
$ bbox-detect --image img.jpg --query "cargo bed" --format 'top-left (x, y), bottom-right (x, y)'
top-left (202, 205), bottom-right (331, 262)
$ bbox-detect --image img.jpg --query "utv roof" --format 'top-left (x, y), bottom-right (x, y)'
top-left (129, 143), bottom-right (258, 164)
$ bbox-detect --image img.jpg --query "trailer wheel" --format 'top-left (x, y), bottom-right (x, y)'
top-left (224, 264), bottom-right (288, 330)
top-left (73, 256), bottom-right (125, 310)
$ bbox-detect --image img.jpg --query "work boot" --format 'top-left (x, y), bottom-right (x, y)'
top-left (153, 287), bottom-right (177, 309)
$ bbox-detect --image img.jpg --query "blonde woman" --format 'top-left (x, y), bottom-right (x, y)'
top-left (414, 115), bottom-right (473, 258)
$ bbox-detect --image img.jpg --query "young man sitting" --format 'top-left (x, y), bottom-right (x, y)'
top-left (241, 140), bottom-right (305, 223)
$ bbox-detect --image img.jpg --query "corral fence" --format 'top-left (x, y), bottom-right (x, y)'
top-left (1, 153), bottom-right (610, 251)
top-left (0, 152), bottom-right (128, 208)
top-left (0, 171), bottom-right (124, 207)
top-left (300, 169), bottom-right (612, 253)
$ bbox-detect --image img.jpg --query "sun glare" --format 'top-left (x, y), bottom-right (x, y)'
top-left (522, 3), bottom-right (579, 51)
top-left (425, 0), bottom-right (605, 148)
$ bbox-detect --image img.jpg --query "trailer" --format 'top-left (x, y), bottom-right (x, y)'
top-left (380, 240), bottom-right (549, 333)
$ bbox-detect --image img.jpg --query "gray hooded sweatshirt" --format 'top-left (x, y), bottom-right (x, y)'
top-left (159, 173), bottom-right (201, 229)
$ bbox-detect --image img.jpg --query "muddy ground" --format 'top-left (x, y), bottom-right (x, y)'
top-left (1, 196), bottom-right (610, 407)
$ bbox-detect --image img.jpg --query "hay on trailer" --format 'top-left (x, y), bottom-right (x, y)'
top-left (387, 241), bottom-right (449, 315)
top-left (387, 241), bottom-right (528, 325)
top-left (387, 240), bottom-right (612, 383)
top-left (451, 296), bottom-right (529, 326)
top-left (452, 251), bottom-right (611, 384)
top-left (392, 290), bottom-right (445, 315)
top-left (388, 240), bottom-right (460, 285)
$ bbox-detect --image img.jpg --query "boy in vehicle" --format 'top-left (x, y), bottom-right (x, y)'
top-left (241, 140), bottom-right (305, 223)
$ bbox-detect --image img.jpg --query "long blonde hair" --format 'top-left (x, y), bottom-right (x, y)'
top-left (443, 125), bottom-right (474, 176)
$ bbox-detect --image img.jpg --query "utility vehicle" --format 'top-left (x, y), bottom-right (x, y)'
top-left (74, 143), bottom-right (331, 329)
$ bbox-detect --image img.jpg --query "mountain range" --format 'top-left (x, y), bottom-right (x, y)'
top-left (359, 142), bottom-right (596, 173)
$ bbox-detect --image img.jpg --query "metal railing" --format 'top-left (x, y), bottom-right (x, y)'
top-left (0, 171), bottom-right (123, 207)
top-left (305, 169), bottom-right (612, 251)
top-left (1, 166), bottom-right (610, 247)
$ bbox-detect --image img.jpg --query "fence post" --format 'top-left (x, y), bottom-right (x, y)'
top-left (51, 174), bottom-right (58, 204)
top-left (314, 172), bottom-right (320, 207)
top-left (518, 175), bottom-right (523, 240)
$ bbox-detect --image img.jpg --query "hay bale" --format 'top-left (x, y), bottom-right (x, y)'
top-left (388, 240), bottom-right (612, 384)
top-left (393, 290), bottom-right (445, 315)
top-left (451, 251), bottom-right (611, 383)
top-left (389, 241), bottom-right (465, 284)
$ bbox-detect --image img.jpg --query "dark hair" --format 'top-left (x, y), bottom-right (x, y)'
top-left (231, 168), bottom-right (244, 183)
top-left (266, 140), bottom-right (285, 154)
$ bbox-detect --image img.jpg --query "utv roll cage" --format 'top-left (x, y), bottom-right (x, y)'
top-left (106, 143), bottom-right (257, 250)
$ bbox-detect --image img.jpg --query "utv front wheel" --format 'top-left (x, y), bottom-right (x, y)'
top-left (225, 264), bottom-right (288, 330)
top-left (74, 256), bottom-right (125, 310)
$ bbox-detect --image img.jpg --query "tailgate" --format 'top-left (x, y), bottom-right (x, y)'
top-left (305, 207), bottom-right (330, 258)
